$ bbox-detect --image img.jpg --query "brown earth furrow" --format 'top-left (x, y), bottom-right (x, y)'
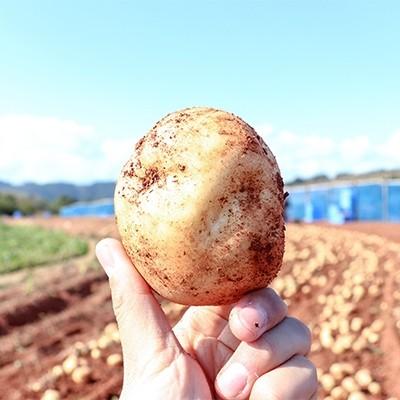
top-left (0, 218), bottom-right (399, 400)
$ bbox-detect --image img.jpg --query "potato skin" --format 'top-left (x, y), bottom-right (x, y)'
top-left (115, 107), bottom-right (285, 305)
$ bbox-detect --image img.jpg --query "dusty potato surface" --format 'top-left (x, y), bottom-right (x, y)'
top-left (115, 107), bottom-right (285, 305)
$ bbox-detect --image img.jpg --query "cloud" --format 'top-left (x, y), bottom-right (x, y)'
top-left (0, 114), bottom-right (399, 184)
top-left (256, 125), bottom-right (400, 182)
top-left (100, 138), bottom-right (135, 167)
top-left (0, 115), bottom-right (133, 184)
top-left (377, 131), bottom-right (400, 161)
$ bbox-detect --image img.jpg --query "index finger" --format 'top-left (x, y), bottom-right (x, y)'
top-left (229, 288), bottom-right (288, 342)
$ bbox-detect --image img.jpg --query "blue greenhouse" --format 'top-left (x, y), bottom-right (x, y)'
top-left (60, 198), bottom-right (114, 217)
top-left (286, 180), bottom-right (400, 223)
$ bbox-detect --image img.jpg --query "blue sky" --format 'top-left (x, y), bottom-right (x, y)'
top-left (0, 1), bottom-right (399, 184)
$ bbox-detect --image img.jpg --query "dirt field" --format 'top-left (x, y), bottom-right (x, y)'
top-left (1, 218), bottom-right (400, 400)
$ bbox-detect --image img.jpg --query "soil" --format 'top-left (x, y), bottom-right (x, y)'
top-left (1, 217), bottom-right (399, 399)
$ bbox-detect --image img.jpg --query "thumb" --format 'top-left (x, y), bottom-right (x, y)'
top-left (96, 238), bottom-right (181, 373)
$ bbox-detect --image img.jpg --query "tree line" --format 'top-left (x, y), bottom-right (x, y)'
top-left (0, 193), bottom-right (75, 216)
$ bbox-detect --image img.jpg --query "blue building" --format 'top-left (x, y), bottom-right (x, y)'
top-left (60, 198), bottom-right (114, 217)
top-left (286, 179), bottom-right (400, 223)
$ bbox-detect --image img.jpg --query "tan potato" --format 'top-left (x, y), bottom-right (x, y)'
top-left (62, 354), bottom-right (78, 375)
top-left (107, 353), bottom-right (123, 366)
top-left (41, 390), bottom-right (61, 400)
top-left (71, 365), bottom-right (91, 384)
top-left (115, 107), bottom-right (285, 305)
top-left (90, 348), bottom-right (101, 359)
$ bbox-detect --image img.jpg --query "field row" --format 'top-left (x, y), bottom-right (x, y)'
top-left (1, 220), bottom-right (399, 399)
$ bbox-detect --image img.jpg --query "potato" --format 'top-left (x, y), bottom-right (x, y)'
top-left (115, 107), bottom-right (285, 305)
top-left (41, 390), bottom-right (61, 400)
top-left (62, 354), bottom-right (78, 375)
top-left (354, 369), bottom-right (372, 388)
top-left (320, 373), bottom-right (335, 392)
top-left (107, 353), bottom-right (123, 366)
top-left (71, 365), bottom-right (91, 384)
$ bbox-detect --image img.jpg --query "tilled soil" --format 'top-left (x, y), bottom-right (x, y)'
top-left (1, 218), bottom-right (399, 400)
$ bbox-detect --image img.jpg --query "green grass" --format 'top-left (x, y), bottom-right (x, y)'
top-left (0, 223), bottom-right (88, 274)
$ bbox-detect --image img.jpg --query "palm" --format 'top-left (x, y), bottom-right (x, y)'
top-left (171, 305), bottom-right (237, 399)
top-left (98, 240), bottom-right (317, 400)
top-left (124, 305), bottom-right (235, 400)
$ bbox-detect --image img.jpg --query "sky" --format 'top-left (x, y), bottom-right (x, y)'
top-left (0, 1), bottom-right (399, 184)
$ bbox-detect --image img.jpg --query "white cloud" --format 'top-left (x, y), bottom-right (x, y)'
top-left (100, 138), bottom-right (135, 167)
top-left (0, 114), bottom-right (398, 184)
top-left (0, 115), bottom-right (133, 184)
top-left (377, 131), bottom-right (400, 160)
top-left (256, 126), bottom-right (400, 182)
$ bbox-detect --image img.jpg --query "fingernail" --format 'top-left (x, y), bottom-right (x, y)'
top-left (216, 362), bottom-right (248, 398)
top-left (238, 302), bottom-right (268, 331)
top-left (96, 242), bottom-right (115, 278)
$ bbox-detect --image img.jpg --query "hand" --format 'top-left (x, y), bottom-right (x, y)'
top-left (96, 238), bottom-right (317, 400)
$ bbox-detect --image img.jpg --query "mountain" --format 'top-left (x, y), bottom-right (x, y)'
top-left (3, 168), bottom-right (399, 201)
top-left (0, 181), bottom-right (115, 202)
top-left (286, 168), bottom-right (400, 186)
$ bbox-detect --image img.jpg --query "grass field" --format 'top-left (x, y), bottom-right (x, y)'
top-left (0, 222), bottom-right (88, 274)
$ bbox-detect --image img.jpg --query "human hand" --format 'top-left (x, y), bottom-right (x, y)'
top-left (96, 238), bottom-right (318, 400)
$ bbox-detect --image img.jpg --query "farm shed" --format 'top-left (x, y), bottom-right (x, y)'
top-left (60, 198), bottom-right (114, 217)
top-left (286, 179), bottom-right (400, 223)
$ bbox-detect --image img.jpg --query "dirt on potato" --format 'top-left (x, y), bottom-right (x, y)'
top-left (0, 217), bottom-right (399, 399)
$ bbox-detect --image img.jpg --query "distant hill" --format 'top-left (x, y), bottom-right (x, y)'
top-left (286, 169), bottom-right (400, 186)
top-left (0, 181), bottom-right (115, 201)
top-left (2, 167), bottom-right (399, 201)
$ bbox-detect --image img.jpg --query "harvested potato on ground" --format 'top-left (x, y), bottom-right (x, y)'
top-left (62, 355), bottom-right (78, 375)
top-left (90, 348), bottom-right (101, 359)
top-left (41, 389), bottom-right (60, 400)
top-left (115, 107), bottom-right (285, 305)
top-left (347, 392), bottom-right (367, 400)
top-left (51, 365), bottom-right (64, 379)
top-left (355, 369), bottom-right (373, 388)
top-left (71, 365), bottom-right (91, 384)
top-left (107, 353), bottom-right (123, 366)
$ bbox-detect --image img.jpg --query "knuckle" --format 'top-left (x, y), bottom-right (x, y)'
top-left (257, 333), bottom-right (275, 361)
top-left (262, 287), bottom-right (281, 305)
top-left (108, 274), bottom-right (119, 293)
top-left (293, 354), bottom-right (318, 384)
top-left (109, 276), bottom-right (126, 321)
top-left (244, 289), bottom-right (285, 320)
top-left (300, 356), bottom-right (319, 393)
top-left (299, 322), bottom-right (312, 348)
top-left (251, 381), bottom-right (284, 400)
top-left (267, 291), bottom-right (287, 317)
top-left (266, 287), bottom-right (283, 302)
top-left (262, 287), bottom-right (279, 301)
top-left (308, 360), bottom-right (319, 391)
top-left (244, 287), bottom-right (274, 305)
top-left (266, 393), bottom-right (285, 400)
top-left (251, 355), bottom-right (318, 400)
top-left (286, 317), bottom-right (312, 350)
